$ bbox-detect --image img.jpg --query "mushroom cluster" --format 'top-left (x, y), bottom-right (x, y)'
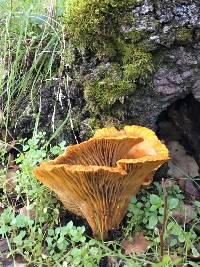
top-left (33, 125), bottom-right (169, 239)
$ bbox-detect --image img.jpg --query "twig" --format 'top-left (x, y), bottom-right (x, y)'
top-left (160, 178), bottom-right (168, 260)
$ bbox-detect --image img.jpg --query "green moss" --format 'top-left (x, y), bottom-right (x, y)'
top-left (87, 115), bottom-right (123, 133)
top-left (176, 27), bottom-right (192, 42)
top-left (87, 118), bottom-right (99, 129)
top-left (84, 47), bottom-right (153, 111)
top-left (125, 29), bottom-right (144, 43)
top-left (64, 0), bottom-right (154, 118)
top-left (64, 0), bottom-right (139, 52)
top-left (123, 46), bottom-right (153, 81)
top-left (84, 63), bottom-right (133, 110)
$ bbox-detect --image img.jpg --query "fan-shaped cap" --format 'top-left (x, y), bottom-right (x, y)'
top-left (33, 125), bottom-right (169, 239)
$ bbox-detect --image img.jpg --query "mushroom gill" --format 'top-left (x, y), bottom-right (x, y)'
top-left (33, 125), bottom-right (169, 240)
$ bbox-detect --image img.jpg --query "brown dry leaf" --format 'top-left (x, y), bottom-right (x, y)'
top-left (2, 261), bottom-right (27, 267)
top-left (5, 168), bottom-right (18, 191)
top-left (178, 179), bottom-right (200, 200)
top-left (122, 233), bottom-right (150, 255)
top-left (6, 140), bottom-right (16, 152)
top-left (14, 254), bottom-right (27, 265)
top-left (178, 178), bottom-right (186, 190)
top-left (0, 129), bottom-right (14, 142)
top-left (0, 128), bottom-right (16, 154)
top-left (106, 256), bottom-right (119, 267)
top-left (163, 179), bottom-right (176, 189)
top-left (185, 180), bottom-right (200, 199)
top-left (167, 141), bottom-right (199, 178)
top-left (173, 203), bottom-right (197, 224)
top-left (0, 238), bottom-right (9, 253)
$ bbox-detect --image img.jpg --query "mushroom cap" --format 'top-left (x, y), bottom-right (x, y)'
top-left (50, 136), bottom-right (143, 167)
top-left (33, 125), bottom-right (169, 239)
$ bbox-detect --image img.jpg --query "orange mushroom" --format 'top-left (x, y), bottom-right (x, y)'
top-left (33, 125), bottom-right (169, 240)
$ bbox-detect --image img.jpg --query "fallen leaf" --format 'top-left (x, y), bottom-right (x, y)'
top-left (5, 168), bottom-right (17, 191)
top-left (178, 179), bottom-right (186, 190)
top-left (172, 203), bottom-right (197, 224)
top-left (122, 232), bottom-right (150, 255)
top-left (0, 241), bottom-right (27, 266)
top-left (178, 179), bottom-right (200, 200)
top-left (14, 254), bottom-right (27, 265)
top-left (163, 179), bottom-right (176, 189)
top-left (0, 259), bottom-right (14, 267)
top-left (0, 128), bottom-right (16, 153)
top-left (2, 261), bottom-right (27, 267)
top-left (0, 238), bottom-right (9, 253)
top-left (167, 141), bottom-right (199, 178)
top-left (107, 256), bottom-right (118, 267)
top-left (0, 129), bottom-right (14, 142)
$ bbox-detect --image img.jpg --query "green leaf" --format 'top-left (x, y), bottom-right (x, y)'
top-left (178, 235), bottom-right (185, 242)
top-left (148, 215), bottom-right (158, 229)
top-left (59, 141), bottom-right (66, 150)
top-left (168, 198), bottom-right (179, 209)
top-left (158, 216), bottom-right (163, 223)
top-left (162, 255), bottom-right (171, 264)
top-left (23, 145), bottom-right (29, 151)
top-left (89, 247), bottom-right (99, 256)
top-left (131, 196), bottom-right (137, 204)
top-left (150, 194), bottom-right (161, 205)
top-left (46, 237), bottom-right (53, 246)
top-left (13, 235), bottom-right (23, 246)
top-left (167, 221), bottom-right (175, 230)
top-left (80, 236), bottom-right (86, 243)
top-left (191, 247), bottom-right (200, 257)
top-left (159, 207), bottom-right (164, 215)
top-left (194, 201), bottom-right (200, 208)
top-left (66, 221), bottom-right (73, 230)
top-left (170, 239), bottom-right (177, 247)
top-left (57, 239), bottom-right (68, 251)
top-left (70, 229), bottom-right (78, 237)
top-left (150, 205), bottom-right (158, 212)
top-left (11, 215), bottom-right (34, 228)
top-left (48, 229), bottom-right (54, 236)
top-left (143, 218), bottom-right (147, 224)
top-left (136, 202), bottom-right (143, 208)
top-left (55, 228), bottom-right (61, 235)
top-left (50, 146), bottom-right (60, 155)
top-left (145, 202), bottom-right (150, 208)
top-left (30, 15), bottom-right (46, 25)
top-left (19, 230), bottom-right (26, 238)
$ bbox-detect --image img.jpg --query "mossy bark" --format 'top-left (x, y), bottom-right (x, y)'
top-left (7, 0), bottom-right (200, 143)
